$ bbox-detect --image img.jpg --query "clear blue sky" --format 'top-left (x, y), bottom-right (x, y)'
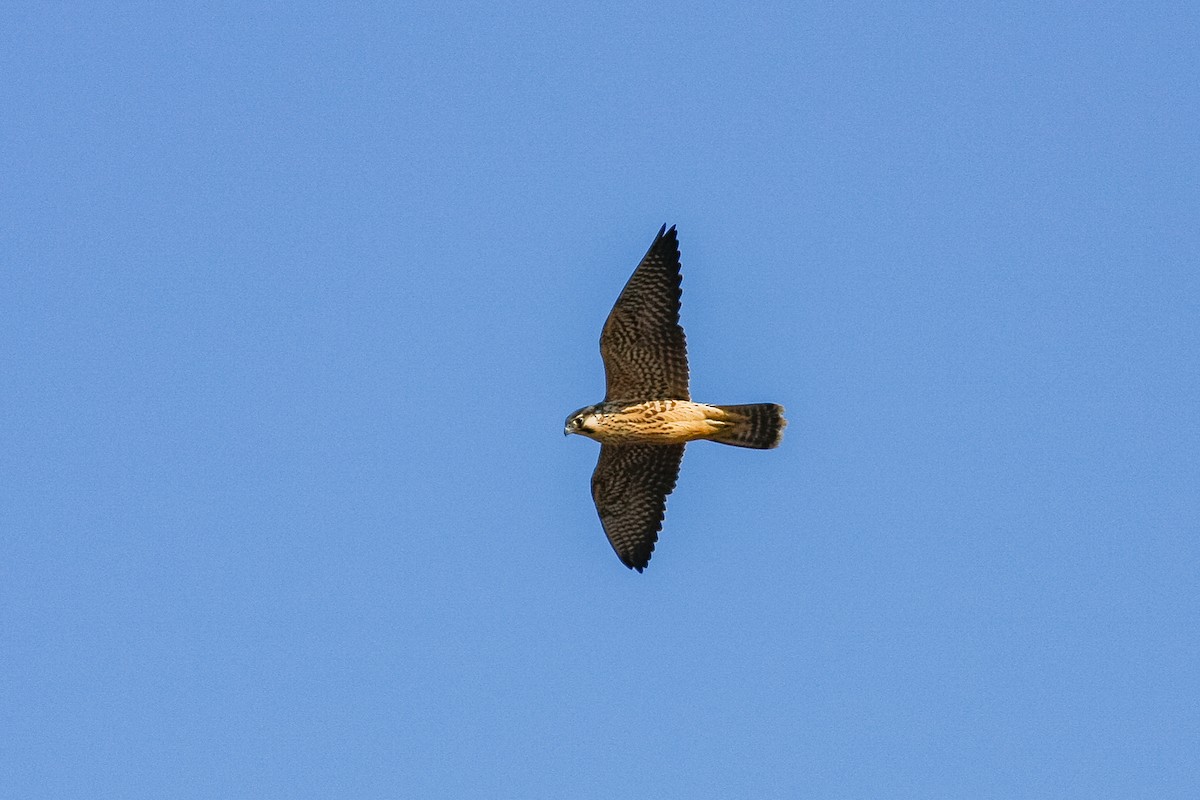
top-left (3, 3), bottom-right (1197, 797)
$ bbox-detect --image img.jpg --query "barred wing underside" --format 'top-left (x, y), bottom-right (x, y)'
top-left (590, 444), bottom-right (685, 571)
top-left (599, 225), bottom-right (690, 401)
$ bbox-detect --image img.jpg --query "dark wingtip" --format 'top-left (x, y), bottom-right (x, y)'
top-left (619, 551), bottom-right (651, 572)
top-left (652, 225), bottom-right (680, 264)
top-left (620, 555), bottom-right (649, 572)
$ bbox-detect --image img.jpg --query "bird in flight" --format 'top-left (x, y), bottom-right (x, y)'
top-left (565, 225), bottom-right (786, 571)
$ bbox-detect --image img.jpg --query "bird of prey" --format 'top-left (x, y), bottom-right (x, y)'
top-left (565, 225), bottom-right (786, 571)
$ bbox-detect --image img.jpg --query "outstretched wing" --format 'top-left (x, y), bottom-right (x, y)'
top-left (590, 444), bottom-right (685, 572)
top-left (599, 225), bottom-right (690, 401)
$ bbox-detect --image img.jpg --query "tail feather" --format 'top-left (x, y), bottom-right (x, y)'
top-left (709, 404), bottom-right (787, 449)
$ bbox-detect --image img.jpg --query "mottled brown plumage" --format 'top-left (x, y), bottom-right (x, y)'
top-left (590, 444), bottom-right (684, 572)
top-left (566, 226), bottom-right (786, 572)
top-left (600, 225), bottom-right (690, 402)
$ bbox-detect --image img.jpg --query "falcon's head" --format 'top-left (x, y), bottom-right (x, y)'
top-left (564, 406), bottom-right (599, 437)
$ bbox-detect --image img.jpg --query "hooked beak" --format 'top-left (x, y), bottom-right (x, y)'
top-left (563, 426), bottom-right (571, 436)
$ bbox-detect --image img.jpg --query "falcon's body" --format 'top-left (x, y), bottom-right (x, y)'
top-left (566, 400), bottom-right (732, 445)
top-left (565, 225), bottom-right (786, 572)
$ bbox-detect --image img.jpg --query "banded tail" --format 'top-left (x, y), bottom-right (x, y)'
top-left (709, 404), bottom-right (787, 449)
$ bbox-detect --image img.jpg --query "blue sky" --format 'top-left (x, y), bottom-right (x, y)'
top-left (3, 3), bottom-right (1197, 797)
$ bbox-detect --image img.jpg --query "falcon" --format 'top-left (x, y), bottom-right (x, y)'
top-left (565, 225), bottom-right (786, 571)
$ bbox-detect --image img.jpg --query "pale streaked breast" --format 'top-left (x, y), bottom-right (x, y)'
top-left (588, 400), bottom-right (728, 445)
